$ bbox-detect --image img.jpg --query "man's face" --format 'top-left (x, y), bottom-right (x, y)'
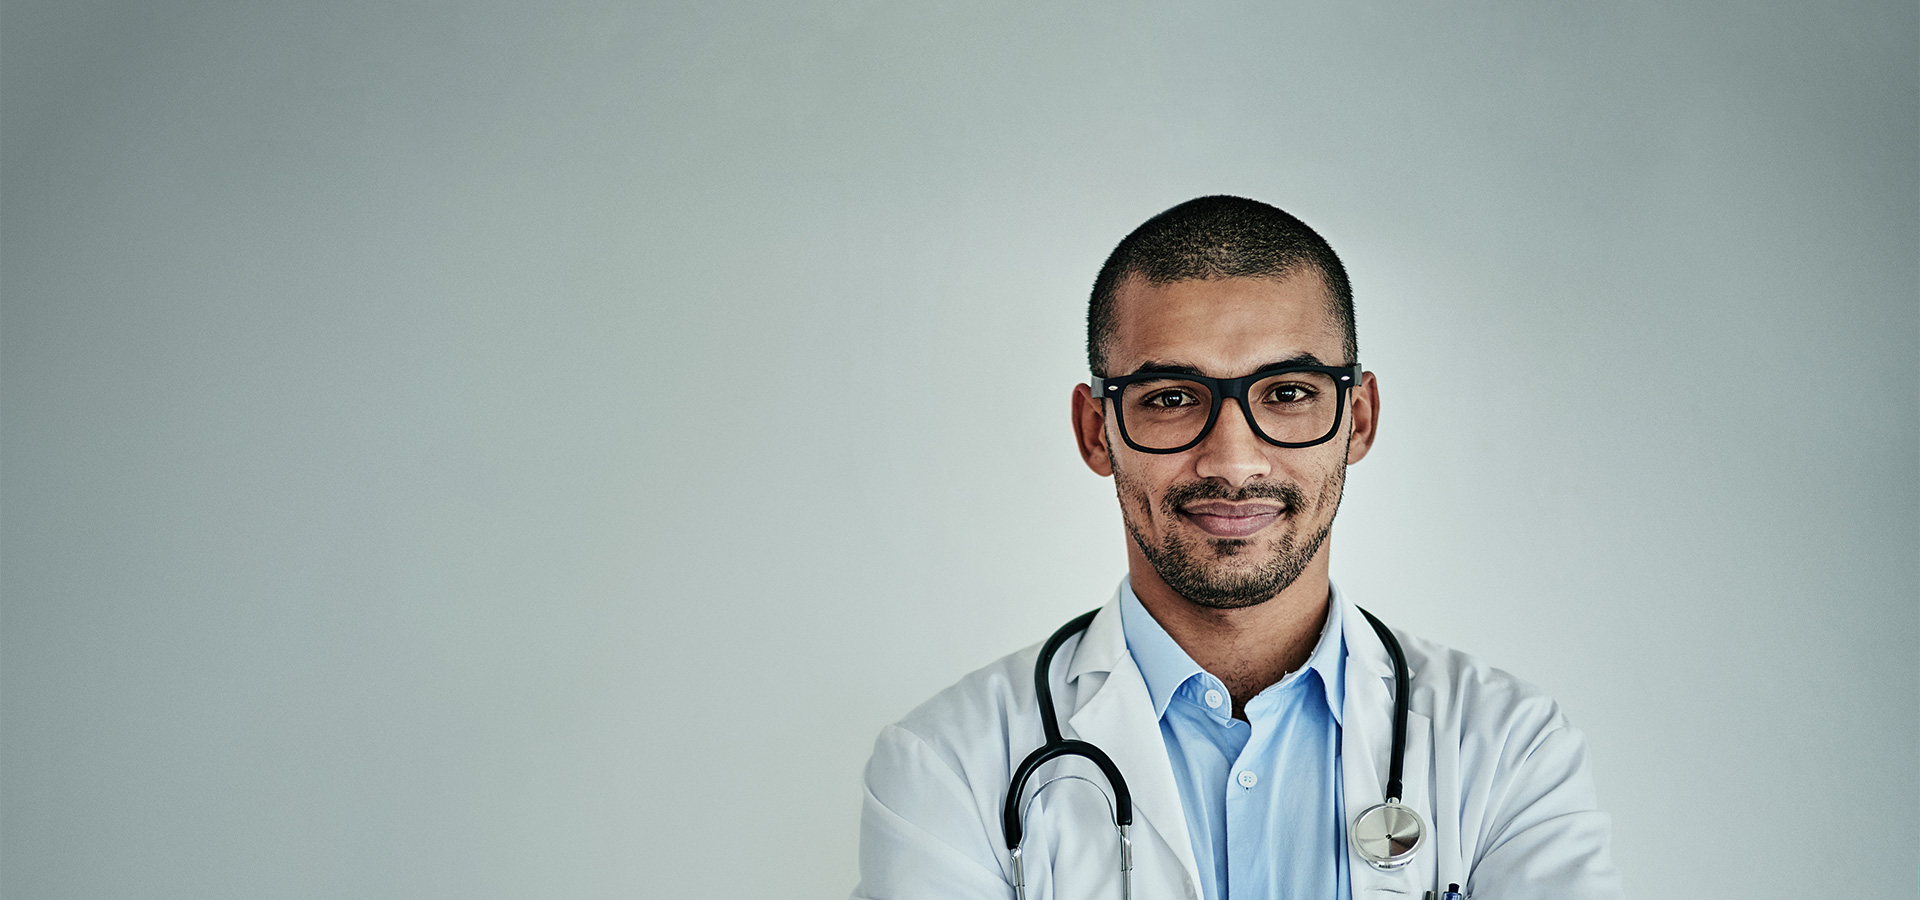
top-left (1072, 272), bottom-right (1379, 609)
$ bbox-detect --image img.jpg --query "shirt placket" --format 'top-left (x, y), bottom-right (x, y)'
top-left (1225, 685), bottom-right (1281, 899)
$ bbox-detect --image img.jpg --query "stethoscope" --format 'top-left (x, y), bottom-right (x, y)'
top-left (1001, 605), bottom-right (1427, 900)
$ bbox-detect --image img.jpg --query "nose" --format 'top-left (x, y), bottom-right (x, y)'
top-left (1191, 398), bottom-right (1272, 488)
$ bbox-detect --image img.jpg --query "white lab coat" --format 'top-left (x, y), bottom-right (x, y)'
top-left (855, 587), bottom-right (1622, 900)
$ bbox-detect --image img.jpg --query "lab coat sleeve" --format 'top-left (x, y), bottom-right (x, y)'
top-left (1466, 723), bottom-right (1624, 900)
top-left (852, 724), bottom-right (1013, 900)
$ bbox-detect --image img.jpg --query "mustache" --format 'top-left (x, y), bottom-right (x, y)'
top-left (1160, 479), bottom-right (1305, 512)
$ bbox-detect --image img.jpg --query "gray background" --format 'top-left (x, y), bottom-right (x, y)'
top-left (4, 1), bottom-right (1915, 898)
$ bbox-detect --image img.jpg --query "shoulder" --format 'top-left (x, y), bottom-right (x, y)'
top-left (876, 639), bottom-right (1048, 782)
top-left (1381, 624), bottom-right (1600, 803)
top-left (1377, 625), bottom-right (1571, 747)
top-left (855, 640), bottom-right (1057, 894)
top-left (857, 643), bottom-right (1059, 898)
top-left (1387, 625), bottom-right (1617, 892)
top-left (864, 603), bottom-right (1116, 797)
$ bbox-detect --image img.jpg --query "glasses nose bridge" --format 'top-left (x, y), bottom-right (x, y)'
top-left (1203, 375), bottom-right (1265, 445)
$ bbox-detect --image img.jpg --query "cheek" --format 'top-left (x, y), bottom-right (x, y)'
top-left (1310, 461), bottom-right (1346, 509)
top-left (1111, 463), bottom-right (1150, 516)
top-left (1112, 456), bottom-right (1176, 520)
top-left (1271, 455), bottom-right (1346, 513)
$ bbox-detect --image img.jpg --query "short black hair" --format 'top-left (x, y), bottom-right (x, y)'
top-left (1087, 195), bottom-right (1356, 376)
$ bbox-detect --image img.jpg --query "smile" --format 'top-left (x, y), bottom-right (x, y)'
top-left (1177, 500), bottom-right (1285, 539)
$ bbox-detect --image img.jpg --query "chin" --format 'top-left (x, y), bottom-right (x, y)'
top-left (1206, 537), bottom-right (1253, 556)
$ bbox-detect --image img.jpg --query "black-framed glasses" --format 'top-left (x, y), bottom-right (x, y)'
top-left (1091, 363), bottom-right (1363, 453)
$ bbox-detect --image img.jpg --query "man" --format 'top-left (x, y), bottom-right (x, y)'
top-left (854, 197), bottom-right (1621, 900)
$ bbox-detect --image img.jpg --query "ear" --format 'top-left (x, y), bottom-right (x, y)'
top-left (1345, 370), bottom-right (1381, 465)
top-left (1071, 382), bottom-right (1114, 477)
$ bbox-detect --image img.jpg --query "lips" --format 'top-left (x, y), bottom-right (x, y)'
top-left (1178, 500), bottom-right (1285, 538)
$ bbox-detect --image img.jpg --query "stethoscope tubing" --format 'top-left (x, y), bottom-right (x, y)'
top-left (1003, 608), bottom-right (1132, 850)
top-left (1354, 605), bottom-right (1410, 804)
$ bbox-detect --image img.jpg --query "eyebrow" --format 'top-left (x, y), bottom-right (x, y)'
top-left (1125, 353), bottom-right (1327, 378)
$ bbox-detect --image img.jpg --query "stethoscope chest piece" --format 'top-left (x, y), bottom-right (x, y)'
top-left (1350, 799), bottom-right (1427, 871)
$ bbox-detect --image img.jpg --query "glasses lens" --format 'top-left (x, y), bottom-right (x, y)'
top-left (1247, 371), bottom-right (1341, 444)
top-left (1117, 377), bottom-right (1214, 450)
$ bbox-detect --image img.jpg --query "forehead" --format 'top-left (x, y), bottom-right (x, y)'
top-left (1107, 272), bottom-right (1345, 374)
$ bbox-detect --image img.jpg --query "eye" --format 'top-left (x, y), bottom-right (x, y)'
top-left (1262, 383), bottom-right (1316, 404)
top-left (1144, 388), bottom-right (1202, 409)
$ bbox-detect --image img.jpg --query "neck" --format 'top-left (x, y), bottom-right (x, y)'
top-left (1126, 540), bottom-right (1334, 721)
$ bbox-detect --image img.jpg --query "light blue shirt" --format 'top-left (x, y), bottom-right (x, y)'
top-left (1120, 580), bottom-right (1350, 900)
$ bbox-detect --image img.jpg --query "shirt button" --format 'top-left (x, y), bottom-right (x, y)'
top-left (1204, 689), bottom-right (1223, 709)
top-left (1237, 770), bottom-right (1258, 788)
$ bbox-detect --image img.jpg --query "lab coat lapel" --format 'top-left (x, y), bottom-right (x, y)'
top-left (1342, 602), bottom-right (1438, 897)
top-left (1064, 599), bottom-right (1205, 897)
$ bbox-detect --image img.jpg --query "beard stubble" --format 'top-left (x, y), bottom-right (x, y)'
top-left (1115, 454), bottom-right (1345, 610)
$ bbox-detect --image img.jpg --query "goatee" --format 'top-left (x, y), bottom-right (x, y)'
top-left (1119, 470), bottom-right (1342, 609)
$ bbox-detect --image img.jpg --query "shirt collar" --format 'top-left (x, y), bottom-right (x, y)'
top-left (1306, 585), bottom-right (1347, 725)
top-left (1119, 579), bottom-right (1206, 719)
top-left (1119, 577), bottom-right (1347, 724)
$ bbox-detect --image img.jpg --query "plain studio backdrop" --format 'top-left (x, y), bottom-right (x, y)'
top-left (3, 1), bottom-right (1915, 898)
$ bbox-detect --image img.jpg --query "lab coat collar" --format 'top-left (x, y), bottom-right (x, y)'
top-left (1062, 584), bottom-right (1128, 684)
top-left (1339, 586), bottom-right (1416, 682)
top-left (1338, 595), bottom-right (1440, 896)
